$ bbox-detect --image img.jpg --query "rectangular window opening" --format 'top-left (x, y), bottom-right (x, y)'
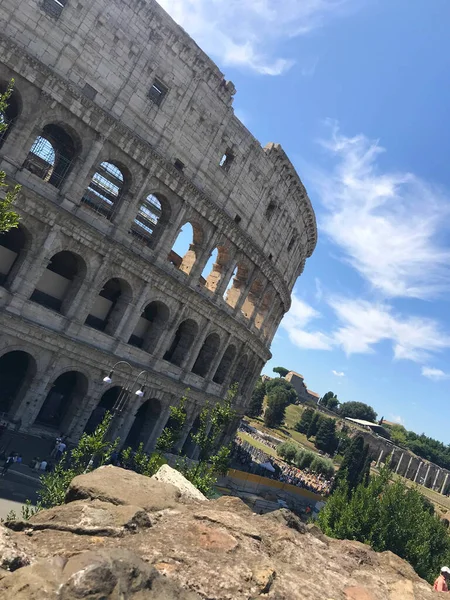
top-left (174, 159), bottom-right (185, 172)
top-left (234, 214), bottom-right (241, 224)
top-left (148, 79), bottom-right (168, 107)
top-left (220, 150), bottom-right (234, 171)
top-left (41, 0), bottom-right (66, 18)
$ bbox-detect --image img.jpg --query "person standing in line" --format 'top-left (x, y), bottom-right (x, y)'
top-left (1, 453), bottom-right (16, 476)
top-left (50, 435), bottom-right (62, 458)
top-left (55, 440), bottom-right (66, 460)
top-left (434, 566), bottom-right (450, 592)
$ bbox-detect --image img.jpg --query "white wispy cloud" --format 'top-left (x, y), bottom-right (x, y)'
top-left (421, 366), bottom-right (449, 381)
top-left (332, 370), bottom-right (345, 377)
top-left (313, 124), bottom-right (450, 299)
top-left (390, 414), bottom-right (405, 426)
top-left (314, 277), bottom-right (323, 302)
top-left (157, 0), bottom-right (352, 75)
top-left (281, 294), bottom-right (450, 362)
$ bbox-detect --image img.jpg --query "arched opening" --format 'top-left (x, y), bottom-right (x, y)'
top-left (85, 277), bottom-right (132, 334)
top-left (131, 193), bottom-right (170, 248)
top-left (287, 235), bottom-right (296, 252)
top-left (168, 221), bottom-right (202, 275)
top-left (241, 279), bottom-right (263, 319)
top-left (181, 414), bottom-right (201, 459)
top-left (81, 161), bottom-right (126, 219)
top-left (225, 263), bottom-right (249, 308)
top-left (84, 386), bottom-right (121, 435)
top-left (124, 398), bottom-right (162, 450)
top-left (213, 344), bottom-right (236, 385)
top-left (0, 351), bottom-right (36, 415)
top-left (254, 290), bottom-right (273, 330)
top-left (0, 83), bottom-right (21, 149)
top-left (164, 319), bottom-right (198, 367)
top-left (31, 250), bottom-right (85, 313)
top-left (23, 123), bottom-right (77, 188)
top-left (36, 371), bottom-right (88, 430)
top-left (192, 332), bottom-right (220, 378)
top-left (0, 225), bottom-right (27, 287)
top-left (230, 354), bottom-right (248, 392)
top-left (203, 246), bottom-right (229, 292)
top-left (242, 358), bottom-right (257, 396)
top-left (128, 300), bottom-right (170, 351)
top-left (265, 200), bottom-right (276, 221)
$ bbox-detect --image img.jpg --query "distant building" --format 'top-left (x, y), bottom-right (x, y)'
top-left (285, 371), bottom-right (319, 404)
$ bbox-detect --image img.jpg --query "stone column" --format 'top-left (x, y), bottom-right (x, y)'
top-left (423, 464), bottom-right (431, 487)
top-left (404, 455), bottom-right (413, 479)
top-left (182, 320), bottom-right (212, 372)
top-left (144, 405), bottom-right (171, 453)
top-left (414, 462), bottom-right (422, 483)
top-left (432, 469), bottom-right (441, 491)
top-left (376, 449), bottom-right (384, 468)
top-left (234, 267), bottom-right (258, 314)
top-left (151, 305), bottom-right (188, 361)
top-left (204, 333), bottom-right (232, 383)
top-left (173, 407), bottom-right (198, 454)
top-left (441, 473), bottom-right (449, 495)
top-left (249, 280), bottom-right (270, 328)
top-left (214, 249), bottom-right (238, 298)
top-left (395, 453), bottom-right (404, 474)
top-left (17, 366), bottom-right (57, 428)
top-left (62, 135), bottom-right (106, 206)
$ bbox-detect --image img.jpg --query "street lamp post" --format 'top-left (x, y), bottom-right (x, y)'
top-left (84, 362), bottom-right (149, 471)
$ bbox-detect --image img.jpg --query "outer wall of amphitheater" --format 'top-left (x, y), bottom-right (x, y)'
top-left (0, 0), bottom-right (317, 454)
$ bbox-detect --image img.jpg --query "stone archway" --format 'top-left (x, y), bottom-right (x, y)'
top-left (84, 386), bottom-right (122, 434)
top-left (0, 350), bottom-right (37, 416)
top-left (124, 398), bottom-right (162, 449)
top-left (36, 371), bottom-right (88, 431)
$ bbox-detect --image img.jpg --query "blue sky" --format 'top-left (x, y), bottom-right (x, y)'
top-left (159, 0), bottom-right (450, 443)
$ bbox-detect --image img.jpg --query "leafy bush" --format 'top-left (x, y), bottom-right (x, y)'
top-left (295, 407), bottom-right (314, 434)
top-left (297, 449), bottom-right (315, 470)
top-left (318, 465), bottom-right (450, 584)
top-left (277, 441), bottom-right (298, 463)
top-left (310, 456), bottom-right (335, 479)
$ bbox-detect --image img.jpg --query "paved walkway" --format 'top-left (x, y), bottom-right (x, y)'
top-left (0, 429), bottom-right (60, 465)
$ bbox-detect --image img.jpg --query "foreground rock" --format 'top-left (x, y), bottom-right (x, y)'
top-left (0, 466), bottom-right (438, 599)
top-left (153, 464), bottom-right (207, 503)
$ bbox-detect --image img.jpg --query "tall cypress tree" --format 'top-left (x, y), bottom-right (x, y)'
top-left (306, 412), bottom-right (322, 439)
top-left (332, 435), bottom-right (371, 493)
top-left (295, 407), bottom-right (315, 433)
top-left (315, 418), bottom-right (338, 454)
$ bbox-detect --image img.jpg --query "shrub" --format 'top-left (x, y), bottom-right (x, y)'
top-left (277, 441), bottom-right (298, 463)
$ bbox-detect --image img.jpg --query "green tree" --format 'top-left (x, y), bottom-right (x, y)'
top-left (0, 81), bottom-right (20, 234)
top-left (314, 417), bottom-right (338, 454)
top-left (155, 394), bottom-right (187, 454)
top-left (264, 389), bottom-right (289, 428)
top-left (277, 441), bottom-right (298, 463)
top-left (180, 386), bottom-right (237, 496)
top-left (318, 465), bottom-right (450, 584)
top-left (320, 391), bottom-right (339, 410)
top-left (388, 424), bottom-right (408, 447)
top-left (332, 435), bottom-right (370, 494)
top-left (265, 378), bottom-right (298, 404)
top-left (273, 366), bottom-right (289, 378)
top-left (339, 401), bottom-right (377, 422)
top-left (247, 378), bottom-right (266, 417)
top-left (39, 413), bottom-right (118, 509)
top-left (306, 411), bottom-right (322, 439)
top-left (295, 407), bottom-right (314, 434)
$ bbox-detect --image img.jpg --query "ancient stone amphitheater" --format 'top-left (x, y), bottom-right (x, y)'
top-left (0, 0), bottom-right (317, 452)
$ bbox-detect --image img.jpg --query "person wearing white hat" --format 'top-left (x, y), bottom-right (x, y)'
top-left (434, 566), bottom-right (450, 591)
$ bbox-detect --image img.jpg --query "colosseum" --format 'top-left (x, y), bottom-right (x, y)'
top-left (0, 0), bottom-right (317, 454)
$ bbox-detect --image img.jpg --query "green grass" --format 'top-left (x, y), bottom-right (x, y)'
top-left (237, 431), bottom-right (278, 458)
top-left (284, 404), bottom-right (304, 429)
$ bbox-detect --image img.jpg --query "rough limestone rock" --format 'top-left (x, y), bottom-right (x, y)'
top-left (65, 465), bottom-right (180, 511)
top-left (0, 467), bottom-right (439, 599)
top-left (0, 525), bottom-right (30, 573)
top-left (153, 464), bottom-right (207, 503)
top-left (0, 549), bottom-right (200, 600)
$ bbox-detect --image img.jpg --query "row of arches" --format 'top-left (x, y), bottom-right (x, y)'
top-left (0, 224), bottom-right (277, 337)
top-left (0, 350), bottom-right (244, 457)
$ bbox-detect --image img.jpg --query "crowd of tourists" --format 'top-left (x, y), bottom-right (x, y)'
top-left (232, 437), bottom-right (333, 496)
top-left (278, 463), bottom-right (333, 496)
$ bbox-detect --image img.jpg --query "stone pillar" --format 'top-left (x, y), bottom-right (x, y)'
top-left (414, 462), bottom-right (422, 483)
top-left (173, 407), bottom-right (198, 454)
top-left (182, 320), bottom-right (212, 372)
top-left (234, 267), bottom-right (258, 313)
top-left (152, 305), bottom-right (188, 361)
top-left (204, 333), bottom-right (232, 383)
top-left (62, 135), bottom-right (106, 206)
top-left (249, 280), bottom-right (270, 328)
top-left (17, 366), bottom-right (57, 428)
top-left (395, 453), bottom-right (404, 474)
top-left (423, 464), bottom-right (431, 487)
top-left (214, 249), bottom-right (238, 298)
top-left (376, 449), bottom-right (384, 468)
top-left (433, 469), bottom-right (441, 491)
top-left (441, 473), bottom-right (449, 495)
top-left (144, 405), bottom-right (171, 453)
top-left (404, 455), bottom-right (413, 479)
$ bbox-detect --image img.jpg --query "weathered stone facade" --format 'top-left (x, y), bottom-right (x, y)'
top-left (0, 0), bottom-right (316, 452)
